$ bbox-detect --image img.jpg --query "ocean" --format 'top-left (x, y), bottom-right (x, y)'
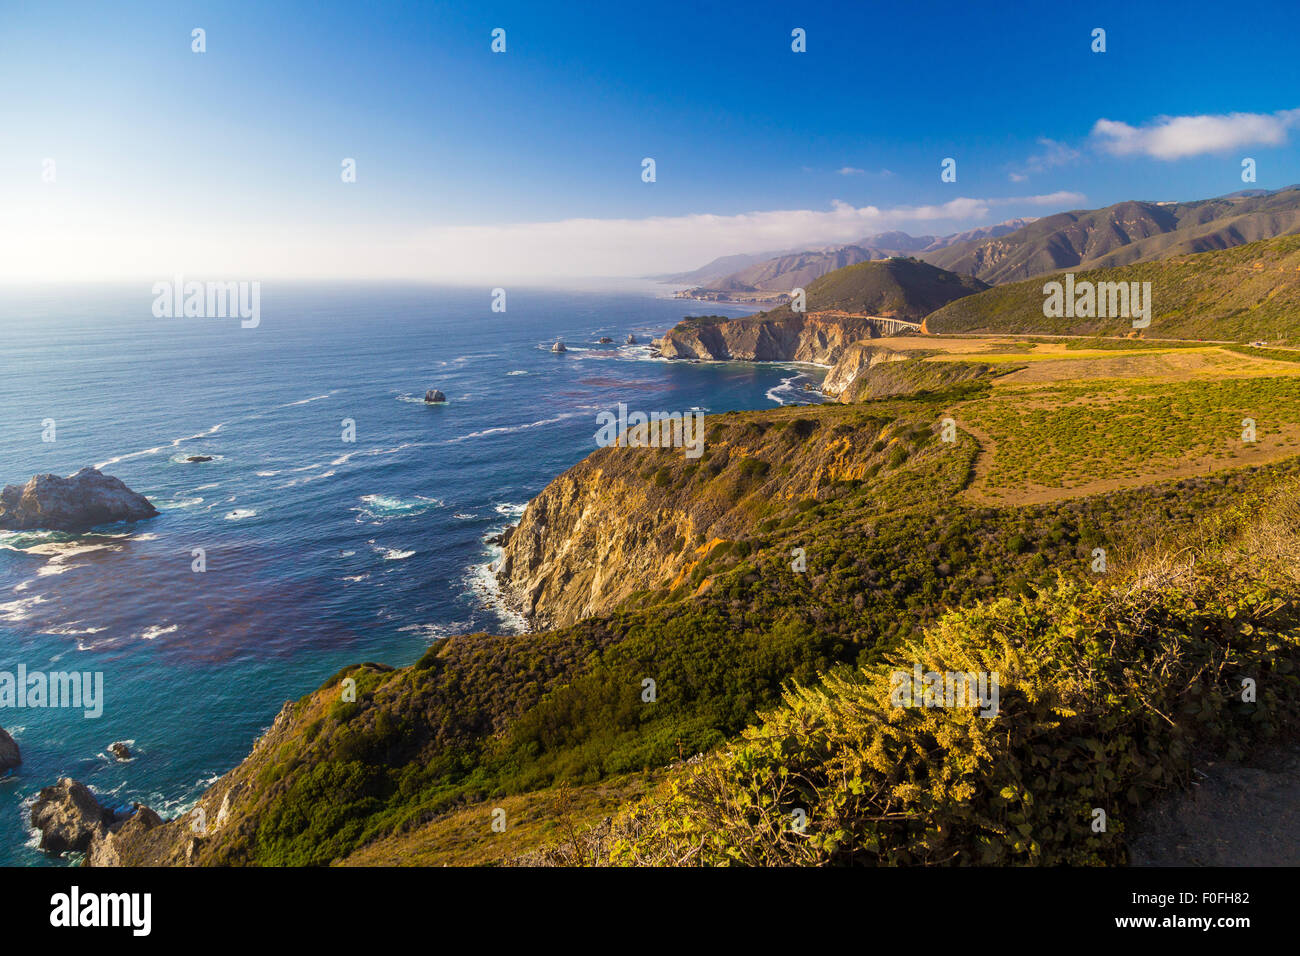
top-left (0, 282), bottom-right (825, 866)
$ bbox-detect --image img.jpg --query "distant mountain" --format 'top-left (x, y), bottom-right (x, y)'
top-left (657, 251), bottom-right (789, 286)
top-left (923, 234), bottom-right (1300, 344)
top-left (669, 220), bottom-right (1034, 300)
top-left (922, 187), bottom-right (1300, 284)
top-left (706, 245), bottom-right (881, 292)
top-left (918, 219), bottom-right (1038, 252)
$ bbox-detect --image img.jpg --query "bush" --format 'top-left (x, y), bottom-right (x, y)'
top-left (610, 562), bottom-right (1300, 865)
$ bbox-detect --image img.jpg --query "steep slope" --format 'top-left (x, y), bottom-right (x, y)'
top-left (660, 259), bottom-right (987, 362)
top-left (830, 356), bottom-right (1011, 404)
top-left (924, 234), bottom-right (1300, 342)
top-left (924, 187), bottom-right (1300, 284)
top-left (496, 403), bottom-right (969, 628)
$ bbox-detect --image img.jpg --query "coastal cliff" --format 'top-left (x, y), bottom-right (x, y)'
top-left (58, 392), bottom-right (1300, 866)
top-left (658, 258), bottom-right (987, 363)
top-left (658, 311), bottom-right (902, 363)
top-left (496, 404), bottom-right (928, 628)
top-left (820, 342), bottom-right (909, 397)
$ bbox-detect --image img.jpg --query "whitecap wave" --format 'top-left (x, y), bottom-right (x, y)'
top-left (138, 624), bottom-right (179, 640)
top-left (398, 620), bottom-right (473, 641)
top-left (96, 422), bottom-right (225, 469)
top-left (280, 393), bottom-right (332, 407)
top-left (447, 412), bottom-right (586, 443)
top-left (354, 494), bottom-right (444, 522)
top-left (329, 442), bottom-right (423, 467)
top-left (224, 509), bottom-right (256, 520)
top-left (464, 543), bottom-right (529, 635)
top-left (765, 373), bottom-right (823, 407)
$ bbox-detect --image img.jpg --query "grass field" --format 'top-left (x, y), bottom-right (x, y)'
top-left (905, 336), bottom-right (1300, 503)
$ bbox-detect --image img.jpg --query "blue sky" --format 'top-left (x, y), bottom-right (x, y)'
top-left (2, 0), bottom-right (1298, 279)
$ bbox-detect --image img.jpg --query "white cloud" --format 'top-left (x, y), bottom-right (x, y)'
top-left (1091, 108), bottom-right (1300, 159)
top-left (1008, 138), bottom-right (1082, 182)
top-left (837, 166), bottom-right (866, 175)
top-left (0, 193), bottom-right (1084, 282)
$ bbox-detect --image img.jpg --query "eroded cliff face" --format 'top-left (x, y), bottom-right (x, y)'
top-left (82, 699), bottom-right (302, 866)
top-left (496, 406), bottom-right (911, 628)
top-left (658, 313), bottom-right (895, 364)
top-left (820, 343), bottom-right (909, 398)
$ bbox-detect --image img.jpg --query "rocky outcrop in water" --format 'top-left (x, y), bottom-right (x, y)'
top-left (30, 778), bottom-right (116, 855)
top-left (0, 467), bottom-right (158, 533)
top-left (0, 727), bottom-right (19, 772)
top-left (72, 701), bottom-right (298, 866)
top-left (108, 741), bottom-right (133, 761)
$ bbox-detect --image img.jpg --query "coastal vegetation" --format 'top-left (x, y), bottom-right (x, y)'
top-left (71, 215), bottom-right (1300, 869)
top-left (101, 331), bottom-right (1300, 866)
top-left (924, 234), bottom-right (1300, 343)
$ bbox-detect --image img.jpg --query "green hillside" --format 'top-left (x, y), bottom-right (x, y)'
top-left (755, 257), bottom-right (987, 321)
top-left (923, 234), bottom-right (1300, 343)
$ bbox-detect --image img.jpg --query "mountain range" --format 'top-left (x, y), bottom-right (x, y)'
top-left (662, 220), bottom-right (1036, 294)
top-left (668, 187), bottom-right (1300, 298)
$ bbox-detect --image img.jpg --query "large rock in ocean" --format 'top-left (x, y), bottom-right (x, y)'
top-left (0, 467), bottom-right (158, 532)
top-left (30, 778), bottom-right (115, 855)
top-left (0, 727), bottom-right (19, 772)
top-left (30, 777), bottom-right (166, 861)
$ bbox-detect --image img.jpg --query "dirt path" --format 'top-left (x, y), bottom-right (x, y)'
top-left (1128, 744), bottom-right (1300, 866)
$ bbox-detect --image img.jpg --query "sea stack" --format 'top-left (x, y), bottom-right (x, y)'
top-left (108, 741), bottom-right (133, 761)
top-left (29, 778), bottom-right (114, 855)
top-left (0, 727), bottom-right (19, 772)
top-left (551, 341), bottom-right (567, 353)
top-left (424, 389), bottom-right (447, 404)
top-left (0, 468), bottom-right (158, 533)
top-left (626, 334), bottom-right (637, 345)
